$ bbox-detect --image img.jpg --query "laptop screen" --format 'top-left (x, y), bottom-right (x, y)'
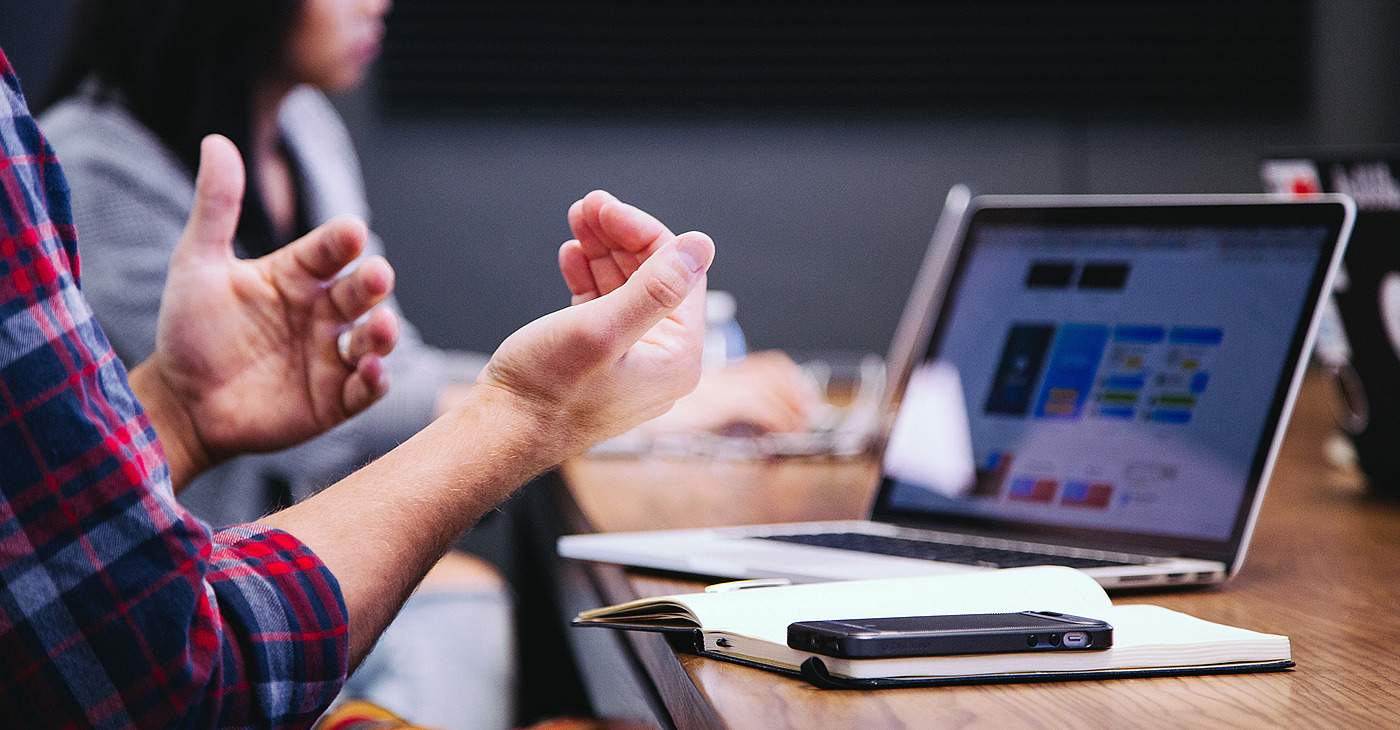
top-left (875, 200), bottom-right (1348, 560)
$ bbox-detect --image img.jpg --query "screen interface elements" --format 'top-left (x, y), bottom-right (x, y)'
top-left (883, 222), bottom-right (1328, 542)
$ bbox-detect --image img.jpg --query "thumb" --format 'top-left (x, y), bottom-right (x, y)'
top-left (586, 232), bottom-right (714, 347)
top-left (177, 135), bottom-right (245, 260)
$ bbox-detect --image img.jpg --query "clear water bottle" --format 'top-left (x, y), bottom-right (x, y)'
top-left (703, 290), bottom-right (747, 370)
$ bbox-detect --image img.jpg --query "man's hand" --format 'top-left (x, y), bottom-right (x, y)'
top-left (641, 350), bottom-right (822, 435)
top-left (471, 190), bottom-right (714, 468)
top-left (264, 190), bottom-right (712, 661)
top-left (560, 193), bottom-right (816, 437)
top-left (130, 135), bottom-right (400, 488)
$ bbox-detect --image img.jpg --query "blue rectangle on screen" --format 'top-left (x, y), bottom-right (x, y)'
top-left (1190, 372), bottom-right (1210, 393)
top-left (1098, 406), bottom-right (1135, 419)
top-left (1150, 409), bottom-right (1193, 424)
top-left (1168, 327), bottom-right (1224, 345)
top-left (1008, 477), bottom-right (1037, 497)
top-left (1033, 323), bottom-right (1109, 420)
top-left (1103, 375), bottom-right (1145, 390)
top-left (985, 451), bottom-right (1009, 471)
top-left (1113, 325), bottom-right (1165, 343)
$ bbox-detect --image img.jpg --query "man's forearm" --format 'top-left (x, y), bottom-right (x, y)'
top-left (258, 384), bottom-right (556, 665)
top-left (258, 194), bottom-right (713, 667)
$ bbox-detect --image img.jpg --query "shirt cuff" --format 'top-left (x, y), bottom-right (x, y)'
top-left (206, 524), bottom-right (350, 728)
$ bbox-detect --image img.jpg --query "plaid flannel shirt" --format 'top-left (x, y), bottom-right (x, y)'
top-left (0, 51), bottom-right (348, 728)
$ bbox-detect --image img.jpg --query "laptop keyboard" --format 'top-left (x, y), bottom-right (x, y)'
top-left (756, 532), bottom-right (1143, 569)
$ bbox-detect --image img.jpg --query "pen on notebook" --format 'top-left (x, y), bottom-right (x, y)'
top-left (704, 578), bottom-right (793, 593)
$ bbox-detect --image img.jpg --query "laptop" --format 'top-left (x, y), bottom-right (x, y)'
top-left (560, 192), bottom-right (1355, 589)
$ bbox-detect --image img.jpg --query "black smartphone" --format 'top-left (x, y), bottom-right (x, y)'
top-left (787, 611), bottom-right (1113, 659)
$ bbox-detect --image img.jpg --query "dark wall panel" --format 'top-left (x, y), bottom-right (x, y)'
top-left (4, 1), bottom-right (1397, 357)
top-left (382, 0), bottom-right (1308, 113)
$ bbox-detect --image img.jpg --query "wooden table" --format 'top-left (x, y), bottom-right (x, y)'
top-left (557, 375), bottom-right (1400, 728)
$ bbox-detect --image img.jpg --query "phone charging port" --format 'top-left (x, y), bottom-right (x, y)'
top-left (1062, 631), bottom-right (1090, 648)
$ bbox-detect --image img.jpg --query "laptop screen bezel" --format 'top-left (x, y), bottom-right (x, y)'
top-left (869, 196), bottom-right (1351, 564)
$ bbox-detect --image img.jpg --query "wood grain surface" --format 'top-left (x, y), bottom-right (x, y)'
top-left (562, 375), bottom-right (1400, 729)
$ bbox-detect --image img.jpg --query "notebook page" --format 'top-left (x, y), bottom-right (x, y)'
top-left (1098, 605), bottom-right (1290, 665)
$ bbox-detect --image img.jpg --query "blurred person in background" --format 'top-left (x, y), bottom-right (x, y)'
top-left (38, 0), bottom-right (817, 726)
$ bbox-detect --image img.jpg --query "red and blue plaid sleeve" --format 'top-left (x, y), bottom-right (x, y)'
top-left (0, 51), bottom-right (348, 728)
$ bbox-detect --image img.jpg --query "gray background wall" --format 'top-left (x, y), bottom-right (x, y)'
top-left (4, 0), bottom-right (1398, 358)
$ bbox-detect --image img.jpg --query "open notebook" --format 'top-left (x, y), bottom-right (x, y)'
top-left (573, 567), bottom-right (1292, 688)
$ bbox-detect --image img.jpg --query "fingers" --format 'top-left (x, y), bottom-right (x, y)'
top-left (702, 361), bottom-right (816, 433)
top-left (570, 190), bottom-right (673, 256)
top-left (765, 382), bottom-right (820, 431)
top-left (567, 191), bottom-right (615, 258)
top-left (177, 135), bottom-right (245, 260)
top-left (559, 239), bottom-right (599, 304)
top-left (737, 385), bottom-right (815, 433)
top-left (340, 307), bottom-right (400, 364)
top-left (285, 216), bottom-right (372, 280)
top-left (584, 231), bottom-right (714, 348)
top-left (339, 309), bottom-right (397, 417)
top-left (739, 398), bottom-right (809, 434)
top-left (597, 197), bottom-right (672, 255)
top-left (651, 367), bottom-right (811, 435)
top-left (328, 254), bottom-right (394, 321)
top-left (587, 247), bottom-right (628, 296)
top-left (342, 353), bottom-right (390, 417)
top-left (716, 394), bottom-right (806, 435)
top-left (568, 191), bottom-right (676, 298)
top-left (568, 195), bottom-right (624, 293)
top-left (741, 351), bottom-right (823, 421)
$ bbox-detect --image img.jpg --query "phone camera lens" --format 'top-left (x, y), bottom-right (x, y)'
top-left (1027, 634), bottom-right (1038, 647)
top-left (1048, 633), bottom-right (1061, 647)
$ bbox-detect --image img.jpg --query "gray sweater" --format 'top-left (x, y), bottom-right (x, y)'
top-left (40, 86), bottom-right (488, 526)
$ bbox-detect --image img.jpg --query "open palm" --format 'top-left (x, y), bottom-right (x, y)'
top-left (146, 136), bottom-right (399, 464)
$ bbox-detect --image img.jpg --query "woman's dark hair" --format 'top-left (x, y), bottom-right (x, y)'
top-left (41, 0), bottom-right (304, 257)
